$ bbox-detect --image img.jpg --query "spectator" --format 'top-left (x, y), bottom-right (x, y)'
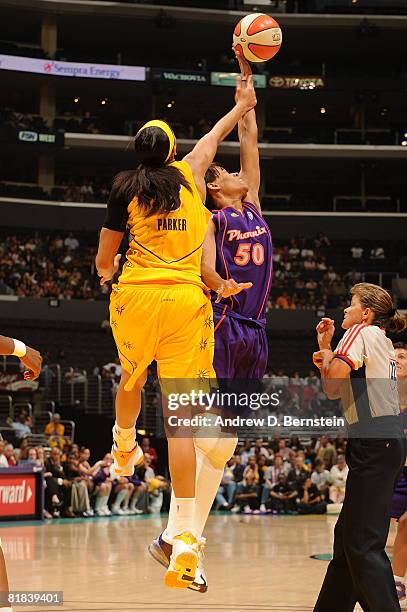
top-left (230, 454), bottom-right (244, 483)
top-left (44, 447), bottom-right (74, 518)
top-left (216, 458), bottom-right (238, 510)
top-left (64, 233), bottom-right (79, 250)
top-left (144, 454), bottom-right (170, 514)
top-left (4, 444), bottom-right (16, 466)
top-left (111, 477), bottom-right (135, 515)
top-left (289, 435), bottom-right (304, 452)
top-left (141, 437), bottom-right (158, 469)
top-left (63, 451), bottom-right (92, 517)
top-left (297, 477), bottom-right (327, 515)
top-left (240, 440), bottom-right (254, 465)
top-left (15, 438), bottom-right (30, 461)
top-left (92, 453), bottom-right (114, 516)
top-left (19, 447), bottom-right (38, 466)
top-left (277, 439), bottom-right (292, 462)
top-left (243, 455), bottom-right (259, 483)
top-left (126, 472), bottom-right (148, 515)
top-left (11, 412), bottom-right (31, 440)
top-left (370, 246), bottom-right (385, 260)
top-left (315, 435), bottom-right (337, 469)
top-left (311, 459), bottom-right (331, 500)
top-left (231, 471), bottom-right (260, 514)
top-left (0, 441), bottom-right (8, 467)
top-left (329, 454), bottom-right (349, 504)
top-left (269, 473), bottom-right (298, 514)
top-left (260, 455), bottom-right (285, 512)
top-left (276, 292), bottom-right (289, 309)
top-left (287, 455), bottom-right (309, 492)
top-left (102, 358), bottom-right (122, 379)
top-left (351, 243), bottom-right (364, 259)
top-left (254, 438), bottom-right (271, 460)
top-left (44, 413), bottom-right (66, 448)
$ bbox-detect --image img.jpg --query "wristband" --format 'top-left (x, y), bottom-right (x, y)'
top-left (12, 339), bottom-right (27, 358)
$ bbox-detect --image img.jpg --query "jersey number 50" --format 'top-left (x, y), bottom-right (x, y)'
top-left (234, 242), bottom-right (265, 266)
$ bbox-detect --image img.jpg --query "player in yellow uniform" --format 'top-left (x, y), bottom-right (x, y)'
top-left (96, 80), bottom-right (256, 589)
top-left (0, 334), bottom-right (42, 612)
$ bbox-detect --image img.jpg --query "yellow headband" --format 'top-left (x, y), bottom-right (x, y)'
top-left (137, 119), bottom-right (175, 163)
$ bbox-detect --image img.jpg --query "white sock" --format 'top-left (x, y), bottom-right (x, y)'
top-left (163, 497), bottom-right (196, 541)
top-left (164, 435), bottom-right (237, 542)
top-left (113, 489), bottom-right (127, 509)
top-left (113, 423), bottom-right (136, 452)
top-left (394, 574), bottom-right (405, 583)
top-left (193, 434), bottom-right (238, 538)
top-left (95, 495), bottom-right (109, 511)
top-left (193, 443), bottom-right (225, 538)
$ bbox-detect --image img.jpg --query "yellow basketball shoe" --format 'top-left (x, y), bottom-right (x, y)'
top-left (110, 443), bottom-right (144, 478)
top-left (148, 533), bottom-right (208, 593)
top-left (164, 532), bottom-right (199, 589)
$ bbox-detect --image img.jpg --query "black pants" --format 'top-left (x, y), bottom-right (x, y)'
top-left (314, 437), bottom-right (406, 612)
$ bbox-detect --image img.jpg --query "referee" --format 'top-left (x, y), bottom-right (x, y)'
top-left (312, 283), bottom-right (407, 612)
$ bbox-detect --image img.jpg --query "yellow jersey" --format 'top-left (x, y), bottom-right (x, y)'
top-left (118, 160), bottom-right (210, 288)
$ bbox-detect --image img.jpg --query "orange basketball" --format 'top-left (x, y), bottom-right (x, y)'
top-left (233, 13), bottom-right (282, 63)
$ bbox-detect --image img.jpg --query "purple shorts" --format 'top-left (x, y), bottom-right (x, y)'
top-left (392, 467), bottom-right (407, 520)
top-left (213, 312), bottom-right (268, 380)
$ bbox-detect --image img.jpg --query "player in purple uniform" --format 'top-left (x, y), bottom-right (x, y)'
top-left (391, 342), bottom-right (407, 609)
top-left (201, 49), bottom-right (272, 380)
top-left (148, 54), bottom-right (268, 593)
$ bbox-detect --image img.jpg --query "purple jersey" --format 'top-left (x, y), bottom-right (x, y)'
top-left (212, 202), bottom-right (272, 326)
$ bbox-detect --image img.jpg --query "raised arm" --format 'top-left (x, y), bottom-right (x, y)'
top-left (184, 78), bottom-right (257, 201)
top-left (235, 49), bottom-right (261, 212)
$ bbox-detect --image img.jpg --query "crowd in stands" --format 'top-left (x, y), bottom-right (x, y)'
top-left (0, 109), bottom-right (51, 133)
top-left (217, 436), bottom-right (348, 515)
top-left (0, 231), bottom-right (102, 299)
top-left (0, 420), bottom-right (348, 520)
top-left (1, 230), bottom-right (404, 308)
top-left (3, 107), bottom-right (406, 148)
top-left (268, 234), bottom-right (405, 310)
top-left (0, 429), bottom-right (170, 519)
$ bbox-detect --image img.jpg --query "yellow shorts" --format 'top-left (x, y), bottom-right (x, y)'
top-left (110, 284), bottom-right (216, 391)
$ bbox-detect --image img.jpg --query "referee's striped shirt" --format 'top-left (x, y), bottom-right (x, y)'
top-left (334, 324), bottom-right (403, 437)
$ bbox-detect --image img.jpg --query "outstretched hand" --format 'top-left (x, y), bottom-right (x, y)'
top-left (215, 278), bottom-right (253, 303)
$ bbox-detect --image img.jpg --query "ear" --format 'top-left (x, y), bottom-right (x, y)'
top-left (207, 182), bottom-right (220, 193)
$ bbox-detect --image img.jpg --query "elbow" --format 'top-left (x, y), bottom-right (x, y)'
top-left (95, 253), bottom-right (109, 273)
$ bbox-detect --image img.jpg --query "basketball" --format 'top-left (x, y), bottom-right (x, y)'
top-left (233, 13), bottom-right (282, 63)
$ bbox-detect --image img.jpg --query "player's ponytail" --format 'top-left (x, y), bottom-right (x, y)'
top-left (113, 123), bottom-right (191, 217)
top-left (387, 311), bottom-right (407, 334)
top-left (351, 283), bottom-right (407, 334)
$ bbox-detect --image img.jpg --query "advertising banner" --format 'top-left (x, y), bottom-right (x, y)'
top-left (269, 75), bottom-right (325, 89)
top-left (152, 68), bottom-right (209, 85)
top-left (211, 71), bottom-right (267, 88)
top-left (0, 54), bottom-right (146, 81)
top-left (0, 474), bottom-right (36, 517)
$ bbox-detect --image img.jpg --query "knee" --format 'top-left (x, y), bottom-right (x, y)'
top-left (195, 435), bottom-right (238, 470)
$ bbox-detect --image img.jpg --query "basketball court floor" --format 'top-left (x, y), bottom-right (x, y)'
top-left (3, 512), bottom-right (389, 612)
